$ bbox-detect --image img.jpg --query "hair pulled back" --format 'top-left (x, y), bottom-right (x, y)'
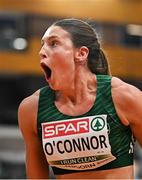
top-left (53, 18), bottom-right (110, 75)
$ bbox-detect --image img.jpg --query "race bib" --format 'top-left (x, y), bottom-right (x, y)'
top-left (42, 115), bottom-right (116, 170)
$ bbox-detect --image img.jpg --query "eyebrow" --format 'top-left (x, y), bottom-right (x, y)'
top-left (41, 35), bottom-right (59, 44)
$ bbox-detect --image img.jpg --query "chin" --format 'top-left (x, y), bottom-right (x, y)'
top-left (48, 82), bottom-right (60, 91)
top-left (48, 84), bottom-right (57, 90)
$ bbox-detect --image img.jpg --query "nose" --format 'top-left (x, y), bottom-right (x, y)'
top-left (39, 47), bottom-right (47, 59)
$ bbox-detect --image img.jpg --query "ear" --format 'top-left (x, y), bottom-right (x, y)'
top-left (74, 46), bottom-right (89, 64)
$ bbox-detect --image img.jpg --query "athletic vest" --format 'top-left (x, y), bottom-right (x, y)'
top-left (37, 75), bottom-right (134, 175)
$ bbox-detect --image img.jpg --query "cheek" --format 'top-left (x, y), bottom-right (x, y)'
top-left (53, 51), bottom-right (75, 71)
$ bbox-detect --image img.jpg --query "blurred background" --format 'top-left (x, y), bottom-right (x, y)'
top-left (0, 0), bottom-right (142, 179)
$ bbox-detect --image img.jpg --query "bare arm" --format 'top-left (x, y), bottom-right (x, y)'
top-left (18, 92), bottom-right (49, 179)
top-left (112, 77), bottom-right (142, 147)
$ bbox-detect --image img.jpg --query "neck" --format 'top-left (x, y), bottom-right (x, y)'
top-left (55, 67), bottom-right (97, 105)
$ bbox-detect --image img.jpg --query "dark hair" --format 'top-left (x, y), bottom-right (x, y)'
top-left (53, 18), bottom-right (110, 75)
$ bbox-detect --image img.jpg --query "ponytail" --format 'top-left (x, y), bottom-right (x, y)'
top-left (88, 49), bottom-right (111, 75)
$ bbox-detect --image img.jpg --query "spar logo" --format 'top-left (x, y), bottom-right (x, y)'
top-left (91, 117), bottom-right (105, 131)
top-left (42, 118), bottom-right (89, 139)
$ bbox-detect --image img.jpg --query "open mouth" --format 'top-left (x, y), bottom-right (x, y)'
top-left (40, 62), bottom-right (52, 80)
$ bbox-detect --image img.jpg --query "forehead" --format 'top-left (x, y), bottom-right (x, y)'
top-left (42, 25), bottom-right (71, 40)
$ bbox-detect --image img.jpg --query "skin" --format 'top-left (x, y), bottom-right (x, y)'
top-left (18, 25), bottom-right (142, 179)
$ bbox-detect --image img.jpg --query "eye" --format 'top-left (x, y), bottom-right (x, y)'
top-left (50, 40), bottom-right (59, 47)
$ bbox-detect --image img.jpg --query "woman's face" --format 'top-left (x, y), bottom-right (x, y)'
top-left (39, 25), bottom-right (76, 90)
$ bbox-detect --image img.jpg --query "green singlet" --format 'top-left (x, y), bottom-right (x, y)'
top-left (37, 75), bottom-right (134, 175)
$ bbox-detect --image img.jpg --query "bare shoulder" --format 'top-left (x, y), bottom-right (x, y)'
top-left (112, 77), bottom-right (142, 146)
top-left (18, 90), bottom-right (40, 136)
top-left (112, 77), bottom-right (141, 102)
top-left (111, 77), bottom-right (142, 125)
top-left (18, 90), bottom-right (40, 112)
